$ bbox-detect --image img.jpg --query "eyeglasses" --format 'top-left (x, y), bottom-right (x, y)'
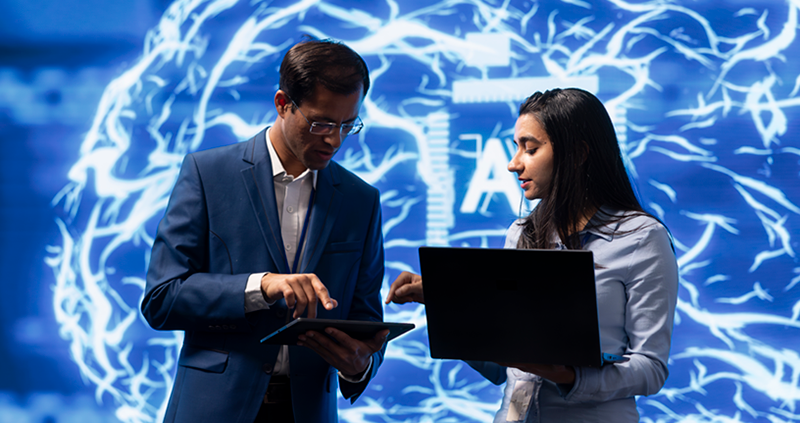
top-left (289, 98), bottom-right (364, 136)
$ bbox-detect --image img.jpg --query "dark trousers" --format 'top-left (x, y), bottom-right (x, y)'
top-left (254, 376), bottom-right (294, 422)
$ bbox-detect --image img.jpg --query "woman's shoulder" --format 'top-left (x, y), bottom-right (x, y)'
top-left (598, 208), bottom-right (665, 231)
top-left (504, 218), bottom-right (526, 248)
top-left (592, 209), bottom-right (671, 249)
top-left (507, 218), bottom-right (526, 230)
top-left (620, 212), bottom-right (664, 231)
top-left (603, 210), bottom-right (675, 255)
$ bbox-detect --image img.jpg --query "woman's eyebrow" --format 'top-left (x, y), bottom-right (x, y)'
top-left (515, 135), bottom-right (544, 145)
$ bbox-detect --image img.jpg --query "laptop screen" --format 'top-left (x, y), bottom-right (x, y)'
top-left (419, 246), bottom-right (604, 367)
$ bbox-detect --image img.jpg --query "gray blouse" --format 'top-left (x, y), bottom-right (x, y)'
top-left (493, 210), bottom-right (679, 423)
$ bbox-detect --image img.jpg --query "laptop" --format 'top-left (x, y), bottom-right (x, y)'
top-left (419, 246), bottom-right (620, 368)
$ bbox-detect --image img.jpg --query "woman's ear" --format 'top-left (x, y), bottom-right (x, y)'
top-left (579, 140), bottom-right (589, 166)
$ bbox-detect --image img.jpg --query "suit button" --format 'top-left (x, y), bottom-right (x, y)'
top-left (222, 325), bottom-right (230, 330)
top-left (262, 363), bottom-right (273, 374)
top-left (230, 325), bottom-right (237, 330)
top-left (276, 309), bottom-right (286, 318)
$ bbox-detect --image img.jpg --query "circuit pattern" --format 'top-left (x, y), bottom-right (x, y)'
top-left (45, 0), bottom-right (800, 421)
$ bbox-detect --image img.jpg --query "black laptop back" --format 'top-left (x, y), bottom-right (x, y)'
top-left (419, 246), bottom-right (603, 368)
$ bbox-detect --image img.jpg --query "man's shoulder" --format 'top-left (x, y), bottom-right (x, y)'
top-left (327, 161), bottom-right (379, 196)
top-left (190, 139), bottom-right (251, 163)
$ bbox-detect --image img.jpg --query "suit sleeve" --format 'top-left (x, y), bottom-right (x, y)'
top-left (141, 154), bottom-right (252, 333)
top-left (338, 187), bottom-right (387, 402)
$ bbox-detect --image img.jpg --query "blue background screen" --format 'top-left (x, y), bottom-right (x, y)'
top-left (1, 1), bottom-right (799, 422)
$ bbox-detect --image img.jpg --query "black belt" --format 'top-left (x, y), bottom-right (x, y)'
top-left (263, 375), bottom-right (291, 404)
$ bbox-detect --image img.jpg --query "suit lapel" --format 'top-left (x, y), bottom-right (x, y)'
top-left (240, 130), bottom-right (289, 274)
top-left (300, 163), bottom-right (342, 273)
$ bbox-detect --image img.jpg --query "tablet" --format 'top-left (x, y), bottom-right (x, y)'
top-left (260, 318), bottom-right (415, 345)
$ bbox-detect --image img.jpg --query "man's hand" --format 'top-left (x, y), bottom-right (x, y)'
top-left (497, 362), bottom-right (576, 385)
top-left (261, 273), bottom-right (338, 319)
top-left (385, 271), bottom-right (425, 305)
top-left (298, 328), bottom-right (390, 377)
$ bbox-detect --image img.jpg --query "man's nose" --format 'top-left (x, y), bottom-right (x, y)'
top-left (324, 130), bottom-right (343, 149)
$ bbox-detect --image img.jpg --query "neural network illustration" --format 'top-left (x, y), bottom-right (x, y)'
top-left (45, 0), bottom-right (800, 422)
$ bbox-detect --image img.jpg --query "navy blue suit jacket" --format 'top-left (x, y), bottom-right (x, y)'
top-left (142, 129), bottom-right (385, 423)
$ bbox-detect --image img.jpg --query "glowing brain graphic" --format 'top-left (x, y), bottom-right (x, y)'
top-left (47, 1), bottom-right (800, 422)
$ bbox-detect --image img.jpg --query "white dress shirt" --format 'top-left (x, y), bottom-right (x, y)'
top-left (243, 128), bottom-right (315, 376)
top-left (244, 128), bottom-right (371, 382)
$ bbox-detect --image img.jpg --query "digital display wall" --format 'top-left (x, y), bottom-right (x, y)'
top-left (1, 1), bottom-right (799, 422)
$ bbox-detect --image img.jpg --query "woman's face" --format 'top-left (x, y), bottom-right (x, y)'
top-left (508, 113), bottom-right (554, 200)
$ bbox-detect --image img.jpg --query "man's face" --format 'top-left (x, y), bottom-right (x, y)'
top-left (275, 84), bottom-right (363, 176)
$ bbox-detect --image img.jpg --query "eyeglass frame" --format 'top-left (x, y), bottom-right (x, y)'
top-left (288, 97), bottom-right (364, 136)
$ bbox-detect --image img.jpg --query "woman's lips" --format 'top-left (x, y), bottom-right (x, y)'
top-left (520, 179), bottom-right (531, 189)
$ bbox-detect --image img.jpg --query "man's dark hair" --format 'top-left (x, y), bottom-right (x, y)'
top-left (279, 38), bottom-right (370, 106)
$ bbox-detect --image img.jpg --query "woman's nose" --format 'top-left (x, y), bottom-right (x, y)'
top-left (508, 151), bottom-right (522, 173)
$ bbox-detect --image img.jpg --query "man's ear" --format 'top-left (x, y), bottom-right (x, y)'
top-left (274, 91), bottom-right (290, 118)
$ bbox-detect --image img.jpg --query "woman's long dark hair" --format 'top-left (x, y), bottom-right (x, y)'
top-left (516, 88), bottom-right (648, 250)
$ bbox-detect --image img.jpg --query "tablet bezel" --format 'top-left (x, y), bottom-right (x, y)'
top-left (259, 318), bottom-right (415, 345)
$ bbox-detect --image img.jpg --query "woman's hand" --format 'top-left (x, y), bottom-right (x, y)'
top-left (497, 362), bottom-right (576, 385)
top-left (385, 271), bottom-right (425, 304)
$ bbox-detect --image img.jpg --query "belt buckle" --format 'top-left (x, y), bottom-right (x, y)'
top-left (263, 377), bottom-right (290, 404)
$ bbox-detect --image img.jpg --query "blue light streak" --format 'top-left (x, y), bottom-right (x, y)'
top-left (45, 0), bottom-right (800, 421)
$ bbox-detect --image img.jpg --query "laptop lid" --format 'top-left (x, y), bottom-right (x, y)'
top-left (419, 246), bottom-right (605, 368)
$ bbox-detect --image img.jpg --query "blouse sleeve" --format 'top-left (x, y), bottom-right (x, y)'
top-left (563, 222), bottom-right (679, 402)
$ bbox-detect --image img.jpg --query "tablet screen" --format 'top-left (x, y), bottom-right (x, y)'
top-left (260, 318), bottom-right (415, 345)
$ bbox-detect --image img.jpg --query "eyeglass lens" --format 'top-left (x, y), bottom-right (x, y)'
top-left (310, 121), bottom-right (362, 136)
top-left (289, 97), bottom-right (363, 136)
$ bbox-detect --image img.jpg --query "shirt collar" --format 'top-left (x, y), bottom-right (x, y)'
top-left (266, 127), bottom-right (318, 187)
top-left (579, 205), bottom-right (622, 242)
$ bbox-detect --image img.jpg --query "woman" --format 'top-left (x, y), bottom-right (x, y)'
top-left (386, 88), bottom-right (679, 422)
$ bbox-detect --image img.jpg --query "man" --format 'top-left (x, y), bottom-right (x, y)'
top-left (142, 39), bottom-right (388, 423)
